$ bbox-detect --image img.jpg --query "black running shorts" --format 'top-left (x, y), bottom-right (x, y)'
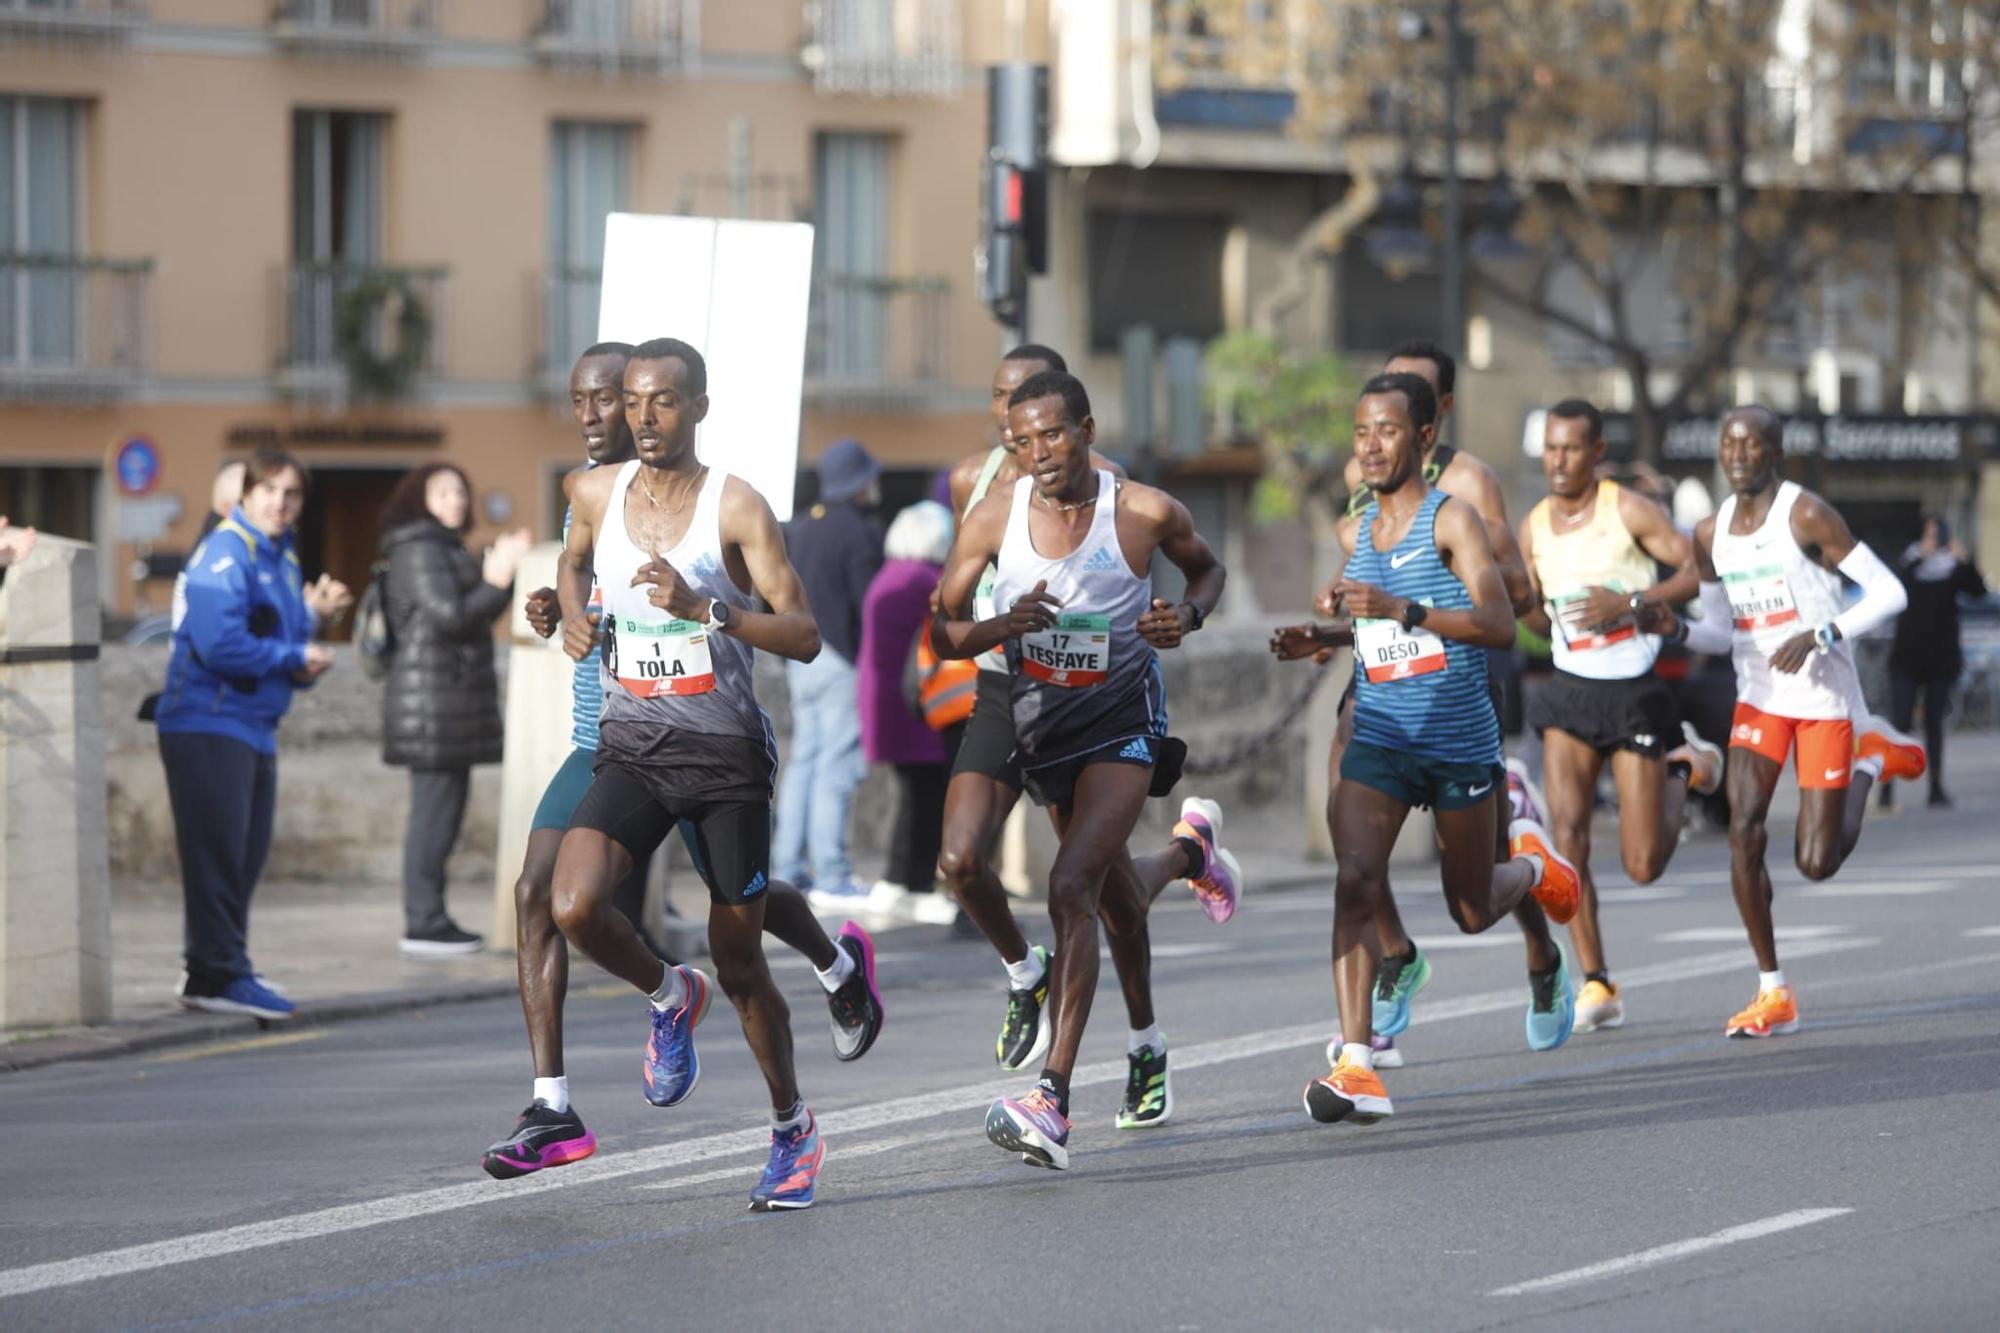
top-left (949, 671), bottom-right (1023, 790)
top-left (1020, 734), bottom-right (1188, 812)
top-left (1527, 669), bottom-right (1678, 759)
top-left (569, 761), bottom-right (773, 906)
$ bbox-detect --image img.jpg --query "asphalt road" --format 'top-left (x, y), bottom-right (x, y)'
top-left (5, 801), bottom-right (1998, 1331)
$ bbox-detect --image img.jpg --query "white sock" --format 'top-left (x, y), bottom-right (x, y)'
top-left (1854, 754), bottom-right (1884, 782)
top-left (1128, 1024), bottom-right (1162, 1056)
top-left (772, 1099), bottom-right (811, 1134)
top-left (1004, 951), bottom-right (1046, 990)
top-left (1519, 852), bottom-right (1544, 883)
top-left (1341, 1041), bottom-right (1375, 1071)
top-left (648, 965), bottom-right (688, 1011)
top-left (813, 946), bottom-right (856, 994)
top-left (533, 1076), bottom-right (569, 1114)
top-left (1759, 969), bottom-right (1787, 993)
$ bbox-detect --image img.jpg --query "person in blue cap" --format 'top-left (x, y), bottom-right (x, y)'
top-left (777, 438), bottom-right (885, 906)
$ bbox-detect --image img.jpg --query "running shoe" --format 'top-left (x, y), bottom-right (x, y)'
top-left (1371, 944), bottom-right (1431, 1038)
top-left (481, 1101), bottom-right (598, 1180)
top-left (400, 923), bottom-right (484, 957)
top-left (997, 945), bottom-right (1054, 1070)
top-left (1325, 1032), bottom-right (1405, 1070)
top-left (1173, 796), bottom-right (1244, 924)
top-left (807, 876), bottom-right (871, 912)
top-left (1504, 757), bottom-right (1548, 826)
top-left (1856, 714), bottom-right (1927, 783)
top-left (1509, 817), bottom-right (1581, 925)
top-left (749, 1110), bottom-right (824, 1211)
top-left (1574, 977), bottom-right (1625, 1032)
top-left (1303, 1052), bottom-right (1393, 1124)
top-left (1726, 985), bottom-right (1800, 1038)
top-left (177, 973), bottom-right (296, 1021)
top-left (1666, 721), bottom-right (1725, 796)
top-left (986, 1082), bottom-right (1072, 1169)
top-left (642, 965), bottom-right (712, 1108)
top-left (827, 921), bottom-right (884, 1062)
top-left (1115, 1037), bottom-right (1172, 1129)
top-left (1526, 953), bottom-right (1576, 1051)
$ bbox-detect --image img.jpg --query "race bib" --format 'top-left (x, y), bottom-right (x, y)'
top-left (1354, 614), bottom-right (1448, 684)
top-left (1722, 565), bottom-right (1798, 630)
top-left (1550, 590), bottom-right (1638, 652)
top-left (607, 612), bottom-right (716, 697)
top-left (1021, 613), bottom-right (1111, 687)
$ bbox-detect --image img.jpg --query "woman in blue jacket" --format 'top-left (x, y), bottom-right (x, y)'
top-left (156, 448), bottom-right (350, 1019)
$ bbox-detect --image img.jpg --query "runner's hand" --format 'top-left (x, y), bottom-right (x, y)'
top-left (1270, 623), bottom-right (1327, 661)
top-left (1137, 598), bottom-right (1192, 648)
top-left (632, 554), bottom-right (709, 620)
top-left (1336, 580), bottom-right (1401, 621)
top-left (524, 587), bottom-right (560, 638)
top-left (998, 580), bottom-right (1060, 639)
top-left (1313, 578), bottom-right (1343, 619)
top-left (562, 610), bottom-right (601, 662)
top-left (1569, 584), bottom-right (1634, 634)
top-left (1769, 629), bottom-right (1816, 675)
top-left (1631, 599), bottom-right (1678, 636)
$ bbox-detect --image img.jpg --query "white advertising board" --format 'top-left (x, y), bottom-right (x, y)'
top-left (596, 214), bottom-right (815, 522)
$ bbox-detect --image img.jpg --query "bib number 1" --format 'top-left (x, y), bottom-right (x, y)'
top-left (610, 614), bottom-right (717, 697)
top-left (1723, 565), bottom-right (1799, 631)
top-left (1022, 613), bottom-right (1111, 687)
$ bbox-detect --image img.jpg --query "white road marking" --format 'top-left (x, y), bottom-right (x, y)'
top-left (1489, 1208), bottom-right (1853, 1297)
top-left (1962, 926), bottom-right (2000, 938)
top-left (1655, 925), bottom-right (1852, 944)
top-left (1619, 864), bottom-right (1989, 890)
top-left (1406, 934), bottom-right (1524, 951)
top-left (1593, 886), bottom-right (1688, 903)
top-left (633, 1128), bottom-right (939, 1192)
top-left (1796, 880), bottom-right (1956, 898)
top-left (0, 938), bottom-right (1870, 1301)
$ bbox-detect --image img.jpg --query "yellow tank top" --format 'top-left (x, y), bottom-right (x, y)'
top-left (1526, 480), bottom-right (1660, 679)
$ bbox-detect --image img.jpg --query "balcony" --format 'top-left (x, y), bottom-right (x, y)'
top-left (532, 0), bottom-right (697, 74)
top-left (539, 264), bottom-right (601, 397)
top-left (0, 254), bottom-right (151, 401)
top-left (280, 262), bottom-right (447, 399)
top-left (804, 273), bottom-right (950, 405)
top-left (1152, 0), bottom-right (1303, 130)
top-left (802, 0), bottom-right (960, 98)
top-left (270, 0), bottom-right (437, 60)
top-left (0, 0), bottom-right (145, 46)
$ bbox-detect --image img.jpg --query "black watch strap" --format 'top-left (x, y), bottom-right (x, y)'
top-left (1401, 600), bottom-right (1428, 630)
top-left (1181, 601), bottom-right (1205, 632)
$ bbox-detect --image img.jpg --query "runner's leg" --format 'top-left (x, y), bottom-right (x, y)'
top-left (1041, 763), bottom-right (1156, 1083)
top-left (759, 881), bottom-right (839, 970)
top-left (1437, 797), bottom-right (1545, 937)
top-left (1543, 729), bottom-right (1608, 976)
top-left (515, 827), bottom-right (569, 1078)
top-left (1611, 747), bottom-right (1688, 885)
top-left (938, 770), bottom-right (1030, 964)
top-left (709, 896), bottom-right (799, 1114)
top-left (1328, 690), bottom-right (1417, 958)
top-left (1724, 747), bottom-right (1786, 973)
top-left (1331, 779), bottom-right (1412, 1048)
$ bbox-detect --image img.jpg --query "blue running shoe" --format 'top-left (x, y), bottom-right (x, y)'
top-left (985, 1081), bottom-right (1072, 1170)
top-left (749, 1110), bottom-right (824, 1211)
top-left (1371, 946), bottom-right (1431, 1038)
top-left (1526, 952), bottom-right (1576, 1052)
top-left (643, 965), bottom-right (713, 1107)
top-left (179, 973), bottom-right (296, 1021)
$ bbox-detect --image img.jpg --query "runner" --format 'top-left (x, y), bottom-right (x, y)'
top-left (547, 337), bottom-right (835, 1211)
top-left (1301, 372), bottom-right (1579, 1125)
top-left (938, 344), bottom-right (1241, 1131)
top-left (482, 344), bottom-right (881, 1184)
top-left (933, 369), bottom-right (1227, 1168)
top-left (1652, 406), bottom-right (1924, 1038)
top-left (1275, 340), bottom-right (1554, 1069)
top-left (1517, 398), bottom-right (1722, 1032)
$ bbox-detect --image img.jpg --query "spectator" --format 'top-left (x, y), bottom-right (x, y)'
top-left (1885, 515), bottom-right (1986, 809)
top-left (155, 448), bottom-right (348, 1020)
top-left (777, 438), bottom-right (884, 908)
top-left (377, 463), bottom-right (530, 955)
top-left (200, 459), bottom-right (246, 539)
top-left (858, 500), bottom-right (961, 920)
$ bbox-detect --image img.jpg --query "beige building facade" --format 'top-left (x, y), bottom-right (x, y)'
top-left (1, 0), bottom-right (1029, 618)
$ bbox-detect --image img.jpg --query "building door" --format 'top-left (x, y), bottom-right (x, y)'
top-left (295, 466), bottom-right (405, 641)
top-left (0, 464), bottom-right (96, 544)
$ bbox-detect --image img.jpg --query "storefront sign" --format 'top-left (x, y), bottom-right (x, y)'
top-left (226, 423), bottom-right (446, 448)
top-left (1529, 412), bottom-right (1998, 464)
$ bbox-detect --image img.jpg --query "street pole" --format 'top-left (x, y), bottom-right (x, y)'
top-left (1440, 0), bottom-right (1463, 446)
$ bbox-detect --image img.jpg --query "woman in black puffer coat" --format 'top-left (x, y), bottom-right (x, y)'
top-left (377, 463), bottom-right (530, 955)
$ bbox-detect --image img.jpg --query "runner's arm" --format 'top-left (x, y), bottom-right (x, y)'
top-left (1453, 462), bottom-right (1535, 615)
top-left (1620, 485), bottom-right (1699, 609)
top-left (556, 469), bottom-right (609, 661)
top-left (1792, 492), bottom-right (1907, 649)
top-left (929, 493), bottom-right (1039, 660)
top-left (1514, 512), bottom-right (1552, 637)
top-left (1666, 518), bottom-right (1733, 655)
top-left (1151, 490), bottom-right (1225, 637)
top-left (720, 480), bottom-right (822, 663)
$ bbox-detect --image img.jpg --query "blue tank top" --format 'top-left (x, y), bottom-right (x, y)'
top-left (561, 502), bottom-right (605, 752)
top-left (1346, 489), bottom-right (1501, 765)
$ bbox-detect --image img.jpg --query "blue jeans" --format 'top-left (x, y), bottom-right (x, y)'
top-left (773, 650), bottom-right (864, 885)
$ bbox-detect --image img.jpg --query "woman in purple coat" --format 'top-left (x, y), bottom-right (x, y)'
top-left (858, 500), bottom-right (957, 914)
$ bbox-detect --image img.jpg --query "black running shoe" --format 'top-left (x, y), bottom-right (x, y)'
top-left (996, 945), bottom-right (1054, 1071)
top-left (1115, 1036), bottom-right (1172, 1129)
top-left (480, 1101), bottom-right (597, 1180)
top-left (827, 922), bottom-right (884, 1061)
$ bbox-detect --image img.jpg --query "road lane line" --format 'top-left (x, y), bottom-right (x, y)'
top-left (0, 938), bottom-right (1868, 1300)
top-left (1489, 1208), bottom-right (1853, 1296)
top-left (149, 1032), bottom-right (327, 1063)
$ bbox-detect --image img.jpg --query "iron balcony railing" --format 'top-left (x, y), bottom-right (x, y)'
top-left (803, 0), bottom-right (960, 98)
top-left (0, 0), bottom-right (145, 44)
top-left (533, 0), bottom-right (697, 71)
top-left (271, 0), bottom-right (436, 56)
top-left (540, 264), bottom-right (602, 396)
top-left (0, 253), bottom-right (151, 400)
top-left (280, 261), bottom-right (447, 397)
top-left (804, 273), bottom-right (950, 402)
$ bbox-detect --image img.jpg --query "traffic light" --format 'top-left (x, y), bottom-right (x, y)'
top-left (979, 62), bottom-right (1048, 331)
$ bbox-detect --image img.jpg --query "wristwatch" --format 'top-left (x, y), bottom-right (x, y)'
top-left (1400, 600), bottom-right (1429, 631)
top-left (1180, 601), bottom-right (1206, 632)
top-left (704, 599), bottom-right (733, 632)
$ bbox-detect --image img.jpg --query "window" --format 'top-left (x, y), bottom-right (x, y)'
top-left (1335, 245), bottom-right (1441, 358)
top-left (292, 110), bottom-right (383, 264)
top-left (812, 132), bottom-right (893, 377)
top-left (548, 121), bottom-right (632, 370)
top-left (1088, 212), bottom-right (1225, 352)
top-left (1, 96), bottom-right (85, 365)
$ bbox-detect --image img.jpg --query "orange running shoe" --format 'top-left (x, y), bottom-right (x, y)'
top-left (1509, 818), bottom-right (1580, 925)
top-left (1725, 985), bottom-right (1799, 1038)
top-left (1856, 713), bottom-right (1927, 783)
top-left (1303, 1050), bottom-right (1393, 1124)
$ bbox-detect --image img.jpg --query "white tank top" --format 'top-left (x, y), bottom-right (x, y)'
top-left (989, 469), bottom-right (1157, 759)
top-left (1710, 481), bottom-right (1858, 720)
top-left (966, 446), bottom-right (1011, 675)
top-left (594, 461), bottom-right (767, 741)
